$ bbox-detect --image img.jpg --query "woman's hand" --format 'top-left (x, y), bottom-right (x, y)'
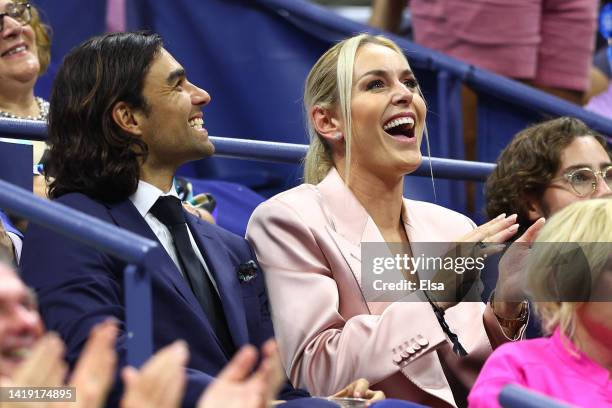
top-left (493, 218), bottom-right (545, 317)
top-left (331, 378), bottom-right (385, 407)
top-left (430, 214), bottom-right (521, 311)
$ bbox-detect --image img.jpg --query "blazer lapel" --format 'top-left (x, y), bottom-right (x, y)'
top-left (106, 200), bottom-right (206, 317)
top-left (185, 215), bottom-right (249, 349)
top-left (317, 169), bottom-right (396, 312)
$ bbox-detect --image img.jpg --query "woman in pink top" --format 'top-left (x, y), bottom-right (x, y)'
top-left (469, 198), bottom-right (612, 407)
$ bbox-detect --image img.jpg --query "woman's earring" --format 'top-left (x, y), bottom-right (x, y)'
top-left (334, 132), bottom-right (343, 141)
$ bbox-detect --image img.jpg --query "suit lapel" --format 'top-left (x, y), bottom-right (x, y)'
top-left (106, 200), bottom-right (207, 318)
top-left (185, 215), bottom-right (249, 349)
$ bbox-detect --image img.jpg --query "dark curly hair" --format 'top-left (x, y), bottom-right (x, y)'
top-left (485, 117), bottom-right (611, 236)
top-left (47, 31), bottom-right (163, 203)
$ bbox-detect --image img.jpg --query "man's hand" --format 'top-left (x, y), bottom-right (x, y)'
top-left (182, 202), bottom-right (215, 224)
top-left (120, 340), bottom-right (189, 408)
top-left (197, 340), bottom-right (285, 408)
top-left (1, 320), bottom-right (118, 408)
top-left (68, 320), bottom-right (118, 408)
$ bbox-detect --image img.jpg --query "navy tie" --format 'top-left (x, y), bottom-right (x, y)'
top-left (150, 196), bottom-right (235, 356)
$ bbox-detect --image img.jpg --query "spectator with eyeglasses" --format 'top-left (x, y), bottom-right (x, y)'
top-left (483, 117), bottom-right (611, 339)
top-left (0, 1), bottom-right (51, 264)
top-left (0, 1), bottom-right (49, 121)
top-left (469, 198), bottom-right (612, 407)
top-left (486, 116), bottom-right (612, 238)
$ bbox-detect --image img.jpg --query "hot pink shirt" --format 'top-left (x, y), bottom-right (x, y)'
top-left (468, 328), bottom-right (612, 407)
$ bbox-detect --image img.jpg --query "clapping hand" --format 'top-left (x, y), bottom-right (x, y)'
top-left (197, 339), bottom-right (285, 408)
top-left (1, 320), bottom-right (118, 408)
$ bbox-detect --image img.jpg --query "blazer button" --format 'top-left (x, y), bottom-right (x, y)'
top-left (410, 339), bottom-right (421, 351)
top-left (400, 346), bottom-right (415, 359)
top-left (416, 335), bottom-right (429, 347)
top-left (393, 354), bottom-right (403, 364)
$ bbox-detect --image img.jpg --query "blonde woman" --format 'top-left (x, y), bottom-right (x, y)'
top-left (246, 34), bottom-right (541, 407)
top-left (468, 198), bottom-right (612, 407)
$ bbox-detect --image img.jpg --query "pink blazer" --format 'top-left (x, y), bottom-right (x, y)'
top-left (246, 169), bottom-right (515, 407)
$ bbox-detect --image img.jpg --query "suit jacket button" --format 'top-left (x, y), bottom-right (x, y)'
top-left (393, 354), bottom-right (403, 364)
top-left (410, 339), bottom-right (422, 351)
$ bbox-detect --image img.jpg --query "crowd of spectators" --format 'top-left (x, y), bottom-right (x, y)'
top-left (0, 1), bottom-right (611, 408)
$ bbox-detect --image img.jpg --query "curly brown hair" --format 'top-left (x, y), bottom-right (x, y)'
top-left (485, 117), bottom-right (611, 236)
top-left (28, 3), bottom-right (51, 74)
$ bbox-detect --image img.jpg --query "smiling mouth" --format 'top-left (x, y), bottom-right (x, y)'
top-left (1, 45), bottom-right (27, 58)
top-left (382, 116), bottom-right (416, 140)
top-left (188, 117), bottom-right (204, 130)
top-left (0, 346), bottom-right (31, 363)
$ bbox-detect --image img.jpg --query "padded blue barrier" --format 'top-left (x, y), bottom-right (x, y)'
top-left (0, 118), bottom-right (495, 182)
top-left (499, 384), bottom-right (573, 408)
top-left (0, 178), bottom-right (158, 368)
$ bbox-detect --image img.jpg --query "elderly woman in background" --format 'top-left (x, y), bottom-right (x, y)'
top-left (469, 198), bottom-right (612, 407)
top-left (0, 0), bottom-right (51, 155)
top-left (0, 1), bottom-right (51, 263)
top-left (247, 33), bottom-right (542, 407)
top-left (0, 1), bottom-right (50, 121)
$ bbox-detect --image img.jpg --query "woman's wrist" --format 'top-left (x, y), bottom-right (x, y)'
top-left (489, 291), bottom-right (528, 339)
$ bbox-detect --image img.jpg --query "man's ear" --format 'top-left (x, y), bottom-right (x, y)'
top-left (111, 101), bottom-right (143, 136)
top-left (311, 105), bottom-right (343, 143)
top-left (525, 194), bottom-right (546, 221)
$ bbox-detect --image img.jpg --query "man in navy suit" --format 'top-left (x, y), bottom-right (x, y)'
top-left (19, 32), bottom-right (357, 407)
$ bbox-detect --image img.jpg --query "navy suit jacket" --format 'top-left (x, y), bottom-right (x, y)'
top-left (20, 192), bottom-right (310, 406)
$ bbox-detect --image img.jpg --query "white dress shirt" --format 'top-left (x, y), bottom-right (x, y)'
top-left (7, 231), bottom-right (22, 264)
top-left (129, 180), bottom-right (219, 294)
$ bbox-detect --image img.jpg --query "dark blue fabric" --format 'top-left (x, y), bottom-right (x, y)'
top-left (281, 398), bottom-right (339, 407)
top-left (20, 192), bottom-right (309, 407)
top-left (186, 178), bottom-right (265, 237)
top-left (372, 399), bottom-right (430, 407)
top-left (0, 141), bottom-right (33, 192)
top-left (32, 0), bottom-right (107, 100)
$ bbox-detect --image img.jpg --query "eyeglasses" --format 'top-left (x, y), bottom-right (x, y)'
top-left (0, 2), bottom-right (31, 33)
top-left (553, 165), bottom-right (612, 197)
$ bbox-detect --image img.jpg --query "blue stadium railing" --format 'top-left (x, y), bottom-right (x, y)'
top-left (499, 384), bottom-right (573, 408)
top-left (0, 118), bottom-right (495, 181)
top-left (0, 178), bottom-right (157, 368)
